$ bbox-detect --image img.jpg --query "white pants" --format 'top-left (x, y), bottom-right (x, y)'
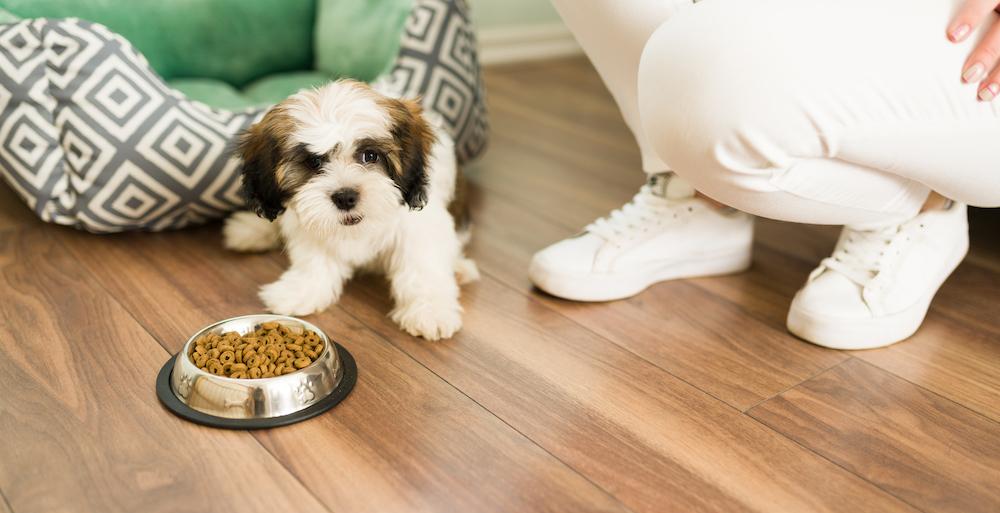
top-left (551, 0), bottom-right (1000, 227)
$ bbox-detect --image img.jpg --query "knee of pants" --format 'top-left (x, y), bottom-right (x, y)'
top-left (636, 12), bottom-right (796, 203)
top-left (635, 0), bottom-right (857, 208)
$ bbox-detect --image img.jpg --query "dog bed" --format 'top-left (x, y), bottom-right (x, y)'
top-left (0, 0), bottom-right (487, 232)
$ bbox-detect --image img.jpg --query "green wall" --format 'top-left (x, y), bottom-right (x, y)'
top-left (469, 0), bottom-right (562, 29)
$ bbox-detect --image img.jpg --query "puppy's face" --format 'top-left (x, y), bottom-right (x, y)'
top-left (238, 80), bottom-right (435, 232)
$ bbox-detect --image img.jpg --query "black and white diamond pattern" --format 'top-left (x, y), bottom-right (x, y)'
top-left (0, 21), bottom-right (44, 83)
top-left (0, 103), bottom-right (61, 193)
top-left (44, 22), bottom-right (102, 89)
top-left (0, 5), bottom-right (487, 232)
top-left (374, 0), bottom-right (488, 163)
top-left (87, 160), bottom-right (181, 226)
top-left (74, 54), bottom-right (165, 142)
top-left (136, 109), bottom-right (228, 189)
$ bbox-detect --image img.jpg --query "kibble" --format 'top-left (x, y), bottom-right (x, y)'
top-left (188, 323), bottom-right (324, 379)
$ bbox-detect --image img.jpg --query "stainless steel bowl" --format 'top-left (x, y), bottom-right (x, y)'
top-left (168, 314), bottom-right (347, 421)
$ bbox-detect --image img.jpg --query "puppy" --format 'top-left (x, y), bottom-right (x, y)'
top-left (223, 80), bottom-right (478, 340)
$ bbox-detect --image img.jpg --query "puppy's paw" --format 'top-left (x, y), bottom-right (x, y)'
top-left (224, 211), bottom-right (282, 253)
top-left (455, 257), bottom-right (480, 285)
top-left (390, 298), bottom-right (463, 341)
top-left (259, 275), bottom-right (335, 316)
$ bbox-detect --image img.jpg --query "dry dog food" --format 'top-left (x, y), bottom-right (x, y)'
top-left (188, 321), bottom-right (324, 379)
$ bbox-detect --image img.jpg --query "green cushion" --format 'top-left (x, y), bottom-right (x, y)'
top-left (169, 71), bottom-right (334, 111)
top-left (0, 0), bottom-right (316, 87)
top-left (169, 79), bottom-right (256, 111)
top-left (314, 0), bottom-right (411, 81)
top-left (243, 71), bottom-right (334, 105)
top-left (0, 7), bottom-right (19, 23)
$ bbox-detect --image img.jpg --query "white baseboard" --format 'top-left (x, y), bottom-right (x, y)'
top-left (477, 23), bottom-right (582, 65)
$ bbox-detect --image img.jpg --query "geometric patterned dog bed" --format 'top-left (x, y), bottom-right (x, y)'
top-left (0, 0), bottom-right (487, 232)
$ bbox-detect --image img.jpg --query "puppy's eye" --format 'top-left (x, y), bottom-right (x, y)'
top-left (360, 149), bottom-right (380, 164)
top-left (306, 154), bottom-right (324, 170)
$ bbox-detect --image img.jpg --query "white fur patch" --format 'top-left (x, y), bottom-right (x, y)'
top-left (223, 211), bottom-right (282, 252)
top-left (285, 82), bottom-right (390, 154)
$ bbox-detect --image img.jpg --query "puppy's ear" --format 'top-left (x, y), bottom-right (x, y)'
top-left (237, 107), bottom-right (291, 221)
top-left (385, 98), bottom-right (436, 210)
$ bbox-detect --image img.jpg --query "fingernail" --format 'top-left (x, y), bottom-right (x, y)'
top-left (978, 83), bottom-right (999, 101)
top-left (950, 24), bottom-right (970, 41)
top-left (963, 62), bottom-right (986, 83)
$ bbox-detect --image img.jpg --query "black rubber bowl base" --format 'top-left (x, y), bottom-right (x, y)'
top-left (156, 343), bottom-right (356, 430)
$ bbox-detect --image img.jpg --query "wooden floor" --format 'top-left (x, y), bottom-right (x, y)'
top-left (1, 57), bottom-right (998, 513)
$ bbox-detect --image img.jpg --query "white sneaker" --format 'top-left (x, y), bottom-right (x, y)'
top-left (529, 173), bottom-right (754, 301)
top-left (787, 202), bottom-right (969, 350)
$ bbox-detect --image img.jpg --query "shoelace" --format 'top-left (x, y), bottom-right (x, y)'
top-left (586, 184), bottom-right (686, 242)
top-left (817, 224), bottom-right (903, 286)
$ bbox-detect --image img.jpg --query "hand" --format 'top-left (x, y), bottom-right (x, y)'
top-left (948, 1), bottom-right (1000, 101)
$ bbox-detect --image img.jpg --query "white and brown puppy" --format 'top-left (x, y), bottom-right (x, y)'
top-left (223, 80), bottom-right (478, 340)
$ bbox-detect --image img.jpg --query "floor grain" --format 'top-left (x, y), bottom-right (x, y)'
top-left (749, 358), bottom-right (1000, 513)
top-left (0, 229), bottom-right (328, 513)
top-left (0, 490), bottom-right (12, 513)
top-left (57, 226), bottom-right (630, 513)
top-left (748, 219), bottom-right (1000, 422)
top-left (335, 273), bottom-right (919, 513)
top-left (465, 186), bottom-right (849, 410)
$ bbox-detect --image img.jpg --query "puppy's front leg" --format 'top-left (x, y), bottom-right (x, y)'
top-left (388, 210), bottom-right (464, 341)
top-left (259, 238), bottom-right (348, 316)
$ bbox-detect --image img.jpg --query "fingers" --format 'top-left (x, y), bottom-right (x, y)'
top-left (948, 0), bottom-right (998, 42)
top-left (961, 19), bottom-right (1000, 81)
top-left (976, 27), bottom-right (1000, 100)
top-left (950, 1), bottom-right (1000, 100)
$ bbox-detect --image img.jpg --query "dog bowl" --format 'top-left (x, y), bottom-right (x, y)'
top-left (156, 314), bottom-right (356, 429)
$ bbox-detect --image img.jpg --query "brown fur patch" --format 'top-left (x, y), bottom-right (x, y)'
top-left (377, 96), bottom-right (436, 209)
top-left (242, 105), bottom-right (296, 182)
top-left (237, 103), bottom-right (299, 220)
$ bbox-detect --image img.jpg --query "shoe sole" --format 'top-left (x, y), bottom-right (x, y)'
top-left (529, 248), bottom-right (753, 302)
top-left (786, 238), bottom-right (970, 350)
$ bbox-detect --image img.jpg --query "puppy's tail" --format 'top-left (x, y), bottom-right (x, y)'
top-left (223, 211), bottom-right (282, 253)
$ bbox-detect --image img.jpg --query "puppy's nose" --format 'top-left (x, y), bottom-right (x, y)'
top-left (331, 188), bottom-right (359, 211)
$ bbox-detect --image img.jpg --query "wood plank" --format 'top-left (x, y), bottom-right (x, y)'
top-left (68, 197), bottom-right (909, 512)
top-left (920, 260), bottom-right (999, 333)
top-left (967, 207), bottom-right (1000, 272)
top-left (254, 306), bottom-right (628, 513)
top-left (855, 316), bottom-right (1000, 423)
top-left (688, 244), bottom-right (814, 330)
top-left (465, 186), bottom-right (847, 410)
top-left (748, 358), bottom-right (1000, 513)
top-left (332, 274), bottom-right (916, 512)
top-left (466, 137), bottom-right (636, 231)
top-left (0, 489), bottom-right (13, 513)
top-left (472, 60), bottom-right (643, 231)
top-left (0, 229), bottom-right (328, 513)
top-left (0, 180), bottom-right (39, 232)
top-left (58, 227), bottom-right (629, 513)
top-left (485, 71), bottom-right (639, 156)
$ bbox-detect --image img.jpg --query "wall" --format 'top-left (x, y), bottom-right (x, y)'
top-left (468, 0), bottom-right (580, 64)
